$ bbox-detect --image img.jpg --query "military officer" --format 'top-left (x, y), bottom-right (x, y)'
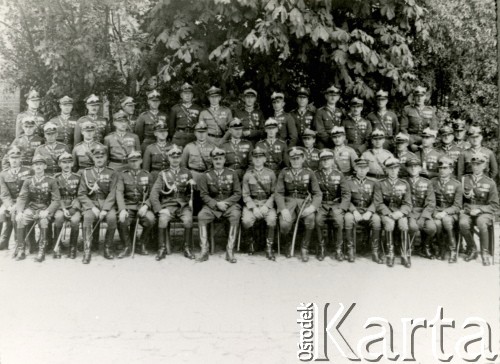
top-left (34, 122), bottom-right (70, 176)
top-left (374, 158), bottom-right (412, 267)
top-left (453, 119), bottom-right (470, 150)
top-left (314, 85), bottom-right (344, 148)
top-left (48, 95), bottom-right (78, 150)
top-left (197, 148), bottom-right (242, 263)
top-left (120, 96), bottom-right (137, 132)
top-left (270, 91), bottom-right (298, 147)
top-left (4, 116), bottom-right (44, 169)
top-left (436, 125), bottom-right (461, 176)
top-left (290, 87), bottom-right (315, 146)
top-left (15, 89), bottom-right (46, 139)
top-left (14, 155), bottom-right (61, 262)
top-left (198, 86), bottom-right (233, 146)
top-left (74, 94), bottom-right (109, 145)
top-left (77, 146), bottom-right (118, 264)
top-left (302, 129), bottom-right (320, 171)
top-left (405, 157), bottom-right (437, 261)
top-left (181, 121), bottom-right (217, 182)
top-left (116, 151), bottom-right (155, 258)
top-left (459, 153), bottom-right (499, 266)
top-left (344, 158), bottom-right (382, 264)
top-left (135, 90), bottom-right (168, 152)
top-left (220, 118), bottom-right (253, 180)
top-left (150, 145), bottom-right (195, 260)
top-left (169, 82), bottom-right (202, 147)
top-left (330, 126), bottom-right (357, 176)
top-left (315, 149), bottom-right (350, 261)
top-left (104, 110), bottom-right (141, 171)
top-left (431, 157), bottom-right (462, 263)
top-left (53, 152), bottom-right (81, 259)
top-left (275, 147), bottom-right (322, 262)
top-left (417, 128), bottom-right (443, 179)
top-left (400, 86), bottom-right (438, 150)
top-left (393, 132), bottom-right (420, 178)
top-left (233, 87), bottom-right (265, 146)
top-left (366, 90), bottom-right (399, 151)
top-left (143, 121), bottom-right (173, 182)
top-left (361, 129), bottom-right (394, 180)
top-left (241, 147), bottom-right (277, 260)
top-left (72, 121), bottom-right (106, 172)
top-left (255, 118), bottom-right (289, 176)
top-left (0, 147), bottom-right (32, 250)
top-left (457, 126), bottom-right (498, 180)
top-left (343, 97), bottom-right (372, 156)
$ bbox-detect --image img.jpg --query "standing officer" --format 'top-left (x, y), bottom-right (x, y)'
top-left (14, 155), bottom-right (61, 262)
top-left (255, 118), bottom-right (289, 176)
top-left (459, 153), bottom-right (499, 266)
top-left (343, 97), bottom-right (372, 156)
top-left (104, 110), bottom-right (141, 171)
top-left (119, 96), bottom-right (137, 132)
top-left (220, 118), bottom-right (253, 180)
top-left (436, 126), bottom-right (461, 176)
top-left (34, 122), bottom-right (70, 176)
top-left (374, 157), bottom-right (412, 267)
top-left (53, 152), bottom-right (81, 259)
top-left (116, 151), bottom-right (155, 258)
top-left (431, 157), bottom-right (462, 263)
top-left (453, 119), bottom-right (470, 149)
top-left (405, 158), bottom-right (437, 260)
top-left (330, 126), bottom-right (357, 176)
top-left (72, 121), bottom-right (106, 172)
top-left (241, 146), bottom-right (277, 260)
top-left (366, 90), bottom-right (399, 151)
top-left (5, 116), bottom-right (44, 169)
top-left (150, 145), bottom-right (195, 260)
top-left (198, 86), bottom-right (233, 146)
top-left (302, 129), bottom-right (320, 171)
top-left (181, 121), bottom-right (217, 182)
top-left (457, 126), bottom-right (498, 180)
top-left (417, 128), bottom-right (443, 180)
top-left (290, 87), bottom-right (315, 146)
top-left (361, 129), bottom-right (394, 180)
top-left (275, 147), bottom-right (322, 262)
top-left (15, 89), bottom-right (46, 139)
top-left (135, 90), bottom-right (168, 152)
top-left (315, 149), bottom-right (350, 261)
top-left (169, 82), bottom-right (202, 147)
top-left (314, 85), bottom-right (344, 148)
top-left (270, 92), bottom-right (298, 147)
top-left (197, 148), bottom-right (242, 263)
top-left (74, 94), bottom-right (109, 145)
top-left (0, 148), bottom-right (32, 250)
top-left (344, 158), bottom-right (382, 264)
top-left (143, 121), bottom-right (172, 182)
top-left (393, 132), bottom-right (420, 178)
top-left (77, 146), bottom-right (118, 264)
top-left (233, 87), bottom-right (265, 146)
top-left (48, 96), bottom-right (78, 150)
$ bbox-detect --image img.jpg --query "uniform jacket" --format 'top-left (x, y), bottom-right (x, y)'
top-left (274, 167), bottom-right (322, 213)
top-left (366, 110), bottom-right (399, 138)
top-left (332, 145), bottom-right (357, 175)
top-left (15, 110), bottom-right (46, 139)
top-left (135, 110), bottom-right (168, 143)
top-left (241, 167), bottom-right (276, 209)
top-left (417, 147), bottom-right (443, 179)
top-left (313, 105), bottom-right (344, 147)
top-left (457, 146), bottom-right (498, 180)
top-left (345, 176), bottom-right (377, 214)
top-left (143, 142), bottom-right (172, 173)
top-left (393, 149), bottom-right (420, 178)
top-left (343, 114), bottom-right (372, 155)
top-left (315, 168), bottom-right (350, 210)
top-left (303, 147), bottom-right (320, 171)
top-left (198, 168), bottom-right (241, 211)
top-left (374, 178), bottom-right (412, 216)
top-left (430, 177), bottom-right (462, 215)
top-left (16, 175), bottom-right (60, 214)
top-left (0, 167), bottom-right (32, 207)
top-left (116, 168), bottom-right (153, 211)
top-left (361, 148), bottom-right (394, 179)
top-left (34, 142), bottom-right (70, 175)
top-left (48, 114), bottom-right (78, 149)
top-left (461, 174), bottom-right (499, 214)
top-left (406, 176), bottom-right (435, 219)
top-left (5, 135), bottom-right (44, 168)
top-left (74, 115), bottom-right (109, 145)
top-left (169, 103), bottom-right (202, 134)
top-left (220, 139), bottom-right (253, 173)
top-left (78, 167), bottom-right (117, 211)
top-left (180, 141), bottom-right (216, 172)
top-left (54, 172), bottom-right (81, 210)
top-left (198, 106), bottom-right (233, 138)
top-left (273, 111), bottom-right (298, 147)
top-left (233, 107), bottom-right (265, 144)
top-left (150, 167), bottom-right (193, 212)
top-left (400, 105), bottom-right (438, 135)
top-left (104, 132), bottom-right (141, 163)
top-left (254, 138), bottom-right (289, 173)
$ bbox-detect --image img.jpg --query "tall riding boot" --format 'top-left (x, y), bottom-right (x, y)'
top-left (183, 228), bottom-right (194, 259)
top-left (196, 225), bottom-right (209, 262)
top-left (136, 225), bottom-right (151, 255)
top-left (14, 227), bottom-right (26, 261)
top-left (447, 231), bottom-right (457, 263)
top-left (243, 227), bottom-right (255, 255)
top-left (283, 231), bottom-right (292, 258)
top-left (82, 226), bottom-right (92, 264)
top-left (53, 225), bottom-right (62, 259)
top-left (266, 226), bottom-right (275, 261)
top-left (155, 228), bottom-right (167, 261)
top-left (225, 225), bottom-right (238, 263)
top-left (462, 229), bottom-right (478, 262)
top-left (92, 223), bottom-right (100, 252)
top-left (117, 224), bottom-right (131, 258)
top-left (344, 229), bottom-right (355, 263)
top-left (479, 229), bottom-right (491, 266)
top-left (316, 226), bottom-right (326, 261)
top-left (301, 228), bottom-right (313, 263)
top-left (334, 226), bottom-right (344, 261)
top-left (400, 232), bottom-right (411, 268)
top-left (35, 228), bottom-right (48, 262)
top-left (103, 228), bottom-right (115, 259)
top-left (386, 231), bottom-right (394, 267)
top-left (371, 230), bottom-right (383, 264)
top-left (68, 226), bottom-right (79, 259)
top-left (420, 233), bottom-right (435, 259)
top-left (0, 221), bottom-right (12, 250)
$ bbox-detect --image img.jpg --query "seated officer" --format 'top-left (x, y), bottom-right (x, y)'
top-left (315, 149), bottom-right (350, 262)
top-left (330, 126), bottom-right (357, 176)
top-left (104, 111), bottom-right (141, 171)
top-left (417, 127), bottom-right (443, 179)
top-left (431, 157), bottom-right (462, 263)
top-left (181, 121), bottom-right (217, 182)
top-left (77, 146), bottom-right (118, 264)
top-left (459, 153), bottom-right (499, 266)
top-left (457, 126), bottom-right (498, 180)
top-left (343, 97), bottom-right (372, 156)
top-left (34, 122), bottom-right (70, 176)
top-left (361, 129), bottom-right (394, 180)
top-left (220, 118), bottom-right (253, 180)
top-left (197, 148), bottom-right (242, 263)
top-left (436, 126), bottom-right (461, 176)
top-left (344, 158), bottom-right (382, 264)
top-left (393, 132), bottom-right (419, 178)
top-left (302, 129), bottom-right (320, 171)
top-left (150, 146), bottom-right (195, 261)
top-left (72, 121), bottom-right (106, 172)
top-left (374, 157), bottom-right (412, 268)
top-left (405, 157), bottom-right (437, 260)
top-left (255, 118), bottom-right (288, 176)
top-left (143, 121), bottom-right (173, 182)
top-left (15, 155), bottom-right (61, 262)
top-left (116, 151), bottom-right (155, 258)
top-left (241, 147), bottom-right (277, 260)
top-left (53, 152), bottom-right (81, 259)
top-left (275, 147), bottom-right (322, 262)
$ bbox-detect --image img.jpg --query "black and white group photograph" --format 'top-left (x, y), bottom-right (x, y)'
top-left (0, 0), bottom-right (498, 363)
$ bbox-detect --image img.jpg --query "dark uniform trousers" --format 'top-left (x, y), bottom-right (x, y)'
top-left (169, 103), bottom-right (201, 147)
top-left (406, 177), bottom-right (436, 236)
top-left (116, 169), bottom-right (155, 228)
top-left (314, 169), bottom-right (349, 230)
top-left (241, 167), bottom-right (277, 229)
top-left (344, 176), bottom-right (381, 230)
top-left (374, 178), bottom-right (412, 232)
top-left (54, 172), bottom-right (82, 228)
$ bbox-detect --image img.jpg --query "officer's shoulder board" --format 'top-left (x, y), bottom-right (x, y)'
top-left (106, 166), bottom-right (115, 171)
top-left (54, 172), bottom-right (62, 178)
top-left (481, 175), bottom-right (495, 183)
top-left (262, 167), bottom-right (273, 173)
top-left (71, 172), bottom-right (80, 178)
top-left (225, 167), bottom-right (235, 172)
top-left (450, 178), bottom-right (460, 184)
top-left (366, 176), bottom-right (378, 182)
top-left (303, 167), bottom-right (314, 174)
top-left (419, 176), bottom-right (431, 183)
top-left (74, 141), bottom-right (85, 147)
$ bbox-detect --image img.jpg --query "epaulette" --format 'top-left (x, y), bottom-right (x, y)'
top-left (74, 141), bottom-right (85, 147)
top-left (225, 167), bottom-right (235, 172)
top-left (262, 167), bottom-right (273, 173)
top-left (450, 178), bottom-right (460, 184)
top-left (71, 172), bottom-right (80, 177)
top-left (366, 176), bottom-right (377, 182)
top-left (106, 166), bottom-right (115, 171)
top-left (54, 172), bottom-right (62, 178)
